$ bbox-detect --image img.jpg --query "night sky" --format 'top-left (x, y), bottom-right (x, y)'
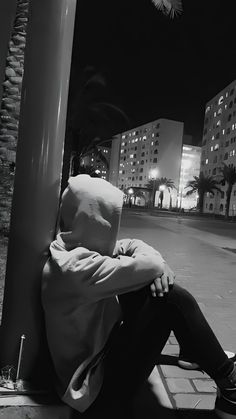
top-left (70, 0), bottom-right (236, 146)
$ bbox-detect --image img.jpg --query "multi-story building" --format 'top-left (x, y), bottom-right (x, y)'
top-left (178, 144), bottom-right (201, 210)
top-left (109, 118), bottom-right (184, 207)
top-left (201, 80), bottom-right (236, 216)
top-left (80, 146), bottom-right (110, 180)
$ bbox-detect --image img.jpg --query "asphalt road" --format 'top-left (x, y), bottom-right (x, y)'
top-left (119, 209), bottom-right (236, 352)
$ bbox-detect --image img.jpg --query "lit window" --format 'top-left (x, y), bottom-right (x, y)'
top-left (211, 146), bottom-right (213, 151)
top-left (205, 106), bottom-right (211, 113)
top-left (132, 131), bottom-right (135, 136)
top-left (222, 129), bottom-right (225, 135)
top-left (206, 159), bottom-right (208, 164)
top-left (214, 144), bottom-right (219, 150)
top-left (226, 92), bottom-right (229, 97)
top-left (143, 136), bottom-right (147, 140)
top-left (211, 135), bottom-right (215, 140)
top-left (225, 104), bottom-right (227, 109)
top-left (218, 108), bottom-right (222, 114)
top-left (214, 112), bottom-right (216, 117)
top-left (121, 142), bottom-right (125, 146)
top-left (122, 135), bottom-right (126, 140)
top-left (218, 96), bottom-right (224, 105)
top-left (151, 141), bottom-right (154, 146)
top-left (216, 120), bottom-right (221, 126)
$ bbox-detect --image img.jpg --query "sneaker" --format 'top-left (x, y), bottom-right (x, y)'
top-left (215, 365), bottom-right (236, 419)
top-left (178, 351), bottom-right (236, 370)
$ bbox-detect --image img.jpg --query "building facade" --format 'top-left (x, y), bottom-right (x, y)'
top-left (109, 118), bottom-right (184, 207)
top-left (201, 80), bottom-right (236, 216)
top-left (178, 144), bottom-right (201, 210)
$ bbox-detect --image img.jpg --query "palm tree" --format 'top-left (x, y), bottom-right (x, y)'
top-left (151, 0), bottom-right (183, 18)
top-left (133, 190), bottom-right (145, 206)
top-left (158, 177), bottom-right (176, 209)
top-left (146, 177), bottom-right (176, 208)
top-left (61, 67), bottom-right (129, 190)
top-left (219, 163), bottom-right (236, 219)
top-left (185, 172), bottom-right (221, 214)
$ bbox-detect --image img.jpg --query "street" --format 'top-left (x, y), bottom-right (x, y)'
top-left (119, 209), bottom-right (236, 352)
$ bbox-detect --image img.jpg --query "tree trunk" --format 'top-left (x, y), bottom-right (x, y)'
top-left (0, 0), bottom-right (29, 164)
top-left (152, 189), bottom-right (156, 207)
top-left (159, 190), bottom-right (164, 209)
top-left (198, 192), bottom-right (204, 213)
top-left (169, 194), bottom-right (172, 210)
top-left (225, 184), bottom-right (232, 219)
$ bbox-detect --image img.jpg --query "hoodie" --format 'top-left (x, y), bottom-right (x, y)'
top-left (42, 175), bottom-right (165, 412)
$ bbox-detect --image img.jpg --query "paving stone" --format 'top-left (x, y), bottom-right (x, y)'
top-left (166, 378), bottom-right (194, 393)
top-left (192, 379), bottom-right (216, 393)
top-left (169, 336), bottom-right (179, 345)
top-left (161, 365), bottom-right (209, 379)
top-left (173, 394), bottom-right (216, 410)
top-left (162, 344), bottom-right (179, 356)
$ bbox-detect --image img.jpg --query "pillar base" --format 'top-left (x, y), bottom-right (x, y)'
top-left (0, 395), bottom-right (72, 418)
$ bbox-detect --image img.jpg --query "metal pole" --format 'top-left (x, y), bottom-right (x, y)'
top-left (0, 0), bottom-right (17, 105)
top-left (0, 0), bottom-right (77, 385)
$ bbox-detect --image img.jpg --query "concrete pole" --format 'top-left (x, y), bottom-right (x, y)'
top-left (0, 0), bottom-right (77, 386)
top-left (0, 0), bottom-right (17, 105)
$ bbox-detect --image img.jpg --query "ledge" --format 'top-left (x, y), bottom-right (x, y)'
top-left (0, 395), bottom-right (72, 418)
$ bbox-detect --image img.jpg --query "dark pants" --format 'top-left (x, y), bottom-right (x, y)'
top-left (82, 284), bottom-right (233, 417)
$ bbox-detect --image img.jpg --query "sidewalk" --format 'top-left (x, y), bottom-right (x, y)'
top-left (133, 334), bottom-right (219, 418)
top-left (158, 333), bottom-right (218, 417)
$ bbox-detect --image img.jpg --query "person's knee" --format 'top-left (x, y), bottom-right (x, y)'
top-left (168, 283), bottom-right (199, 311)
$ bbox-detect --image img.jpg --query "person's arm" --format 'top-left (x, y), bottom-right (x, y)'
top-left (114, 238), bottom-right (175, 298)
top-left (51, 239), bottom-right (165, 302)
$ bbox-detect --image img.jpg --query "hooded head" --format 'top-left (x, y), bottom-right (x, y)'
top-left (58, 175), bottom-right (124, 256)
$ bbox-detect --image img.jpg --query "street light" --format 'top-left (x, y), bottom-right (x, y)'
top-left (128, 188), bottom-right (134, 207)
top-left (149, 168), bottom-right (158, 208)
top-left (149, 168), bottom-right (158, 180)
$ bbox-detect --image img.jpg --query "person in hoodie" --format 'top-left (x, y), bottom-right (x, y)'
top-left (42, 175), bottom-right (236, 419)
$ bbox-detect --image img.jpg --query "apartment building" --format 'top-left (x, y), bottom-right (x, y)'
top-left (201, 80), bottom-right (236, 215)
top-left (109, 118), bottom-right (184, 207)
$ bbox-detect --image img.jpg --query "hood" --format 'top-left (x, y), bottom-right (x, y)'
top-left (58, 175), bottom-right (124, 256)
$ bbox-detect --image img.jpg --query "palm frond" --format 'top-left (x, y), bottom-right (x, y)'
top-left (151, 0), bottom-right (183, 18)
top-left (94, 102), bottom-right (130, 125)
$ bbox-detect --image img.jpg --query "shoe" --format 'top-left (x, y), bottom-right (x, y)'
top-left (214, 365), bottom-right (236, 418)
top-left (178, 351), bottom-right (236, 370)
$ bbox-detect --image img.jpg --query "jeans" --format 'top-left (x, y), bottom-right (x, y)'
top-left (82, 283), bottom-right (234, 417)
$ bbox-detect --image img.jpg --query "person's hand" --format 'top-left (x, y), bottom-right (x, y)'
top-left (150, 263), bottom-right (175, 298)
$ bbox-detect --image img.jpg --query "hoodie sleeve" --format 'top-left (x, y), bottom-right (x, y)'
top-left (54, 239), bottom-right (165, 302)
